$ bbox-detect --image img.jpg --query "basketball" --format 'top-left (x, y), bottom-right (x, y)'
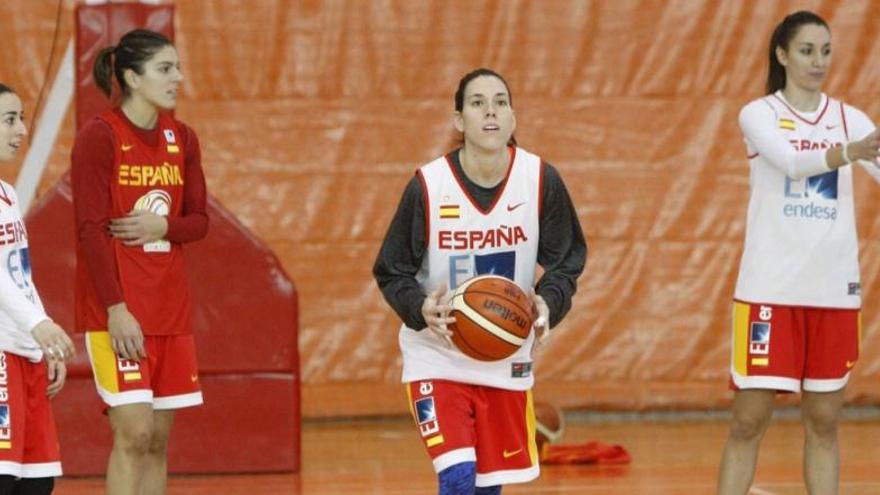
top-left (449, 274), bottom-right (535, 361)
top-left (534, 400), bottom-right (565, 453)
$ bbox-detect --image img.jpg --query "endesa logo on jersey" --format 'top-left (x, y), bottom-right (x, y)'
top-left (118, 161), bottom-right (184, 187)
top-left (7, 247), bottom-right (35, 303)
top-left (438, 225), bottom-right (528, 250)
top-left (782, 139), bottom-right (841, 220)
top-left (449, 250), bottom-right (517, 289)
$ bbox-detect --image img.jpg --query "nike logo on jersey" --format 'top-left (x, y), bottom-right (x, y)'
top-left (502, 448), bottom-right (523, 458)
top-left (846, 360), bottom-right (856, 369)
top-left (191, 374), bottom-right (199, 382)
top-left (825, 124), bottom-right (838, 130)
top-left (121, 144), bottom-right (134, 151)
top-left (507, 202), bottom-right (525, 212)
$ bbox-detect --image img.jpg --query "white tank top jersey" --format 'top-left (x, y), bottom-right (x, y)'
top-left (0, 181), bottom-right (49, 361)
top-left (735, 91), bottom-right (880, 309)
top-left (400, 147), bottom-right (543, 390)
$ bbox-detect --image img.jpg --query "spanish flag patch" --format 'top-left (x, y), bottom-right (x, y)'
top-left (439, 204), bottom-right (460, 219)
top-left (164, 128), bottom-right (179, 153)
top-left (123, 372), bottom-right (142, 382)
top-left (778, 118), bottom-right (796, 130)
top-left (426, 434), bottom-right (445, 447)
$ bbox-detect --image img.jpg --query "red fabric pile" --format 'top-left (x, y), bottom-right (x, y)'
top-left (540, 441), bottom-right (631, 465)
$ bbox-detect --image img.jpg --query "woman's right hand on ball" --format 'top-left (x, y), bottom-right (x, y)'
top-left (421, 284), bottom-right (456, 347)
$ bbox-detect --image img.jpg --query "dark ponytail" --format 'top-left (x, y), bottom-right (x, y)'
top-left (92, 29), bottom-right (173, 99)
top-left (93, 46), bottom-right (116, 97)
top-left (766, 11), bottom-right (829, 94)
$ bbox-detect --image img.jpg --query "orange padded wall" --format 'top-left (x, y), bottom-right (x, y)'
top-left (2, 1), bottom-right (880, 418)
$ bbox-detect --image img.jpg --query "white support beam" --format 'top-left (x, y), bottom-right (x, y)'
top-left (16, 38), bottom-right (75, 212)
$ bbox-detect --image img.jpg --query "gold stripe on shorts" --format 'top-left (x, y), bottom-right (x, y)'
top-left (858, 311), bottom-right (863, 353)
top-left (526, 389), bottom-right (538, 465)
top-left (88, 332), bottom-right (120, 394)
top-left (404, 384), bottom-right (415, 421)
top-left (733, 302), bottom-right (751, 376)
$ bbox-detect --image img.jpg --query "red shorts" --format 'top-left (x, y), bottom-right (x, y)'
top-left (85, 332), bottom-right (203, 410)
top-left (405, 380), bottom-right (539, 487)
top-left (729, 300), bottom-right (860, 392)
top-left (0, 352), bottom-right (61, 478)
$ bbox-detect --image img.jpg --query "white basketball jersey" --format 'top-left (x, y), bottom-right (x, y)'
top-left (400, 147), bottom-right (542, 390)
top-left (0, 181), bottom-right (48, 361)
top-left (735, 93), bottom-right (862, 308)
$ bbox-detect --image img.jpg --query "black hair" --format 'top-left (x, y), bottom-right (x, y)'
top-left (766, 11), bottom-right (829, 94)
top-left (93, 29), bottom-right (173, 98)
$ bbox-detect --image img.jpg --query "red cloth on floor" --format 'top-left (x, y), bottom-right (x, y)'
top-left (540, 440), bottom-right (631, 465)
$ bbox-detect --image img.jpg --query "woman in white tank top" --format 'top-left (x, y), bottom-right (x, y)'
top-left (718, 11), bottom-right (880, 495)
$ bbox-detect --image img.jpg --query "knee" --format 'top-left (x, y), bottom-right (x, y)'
top-left (803, 409), bottom-right (839, 439)
top-left (112, 423), bottom-right (153, 457)
top-left (728, 412), bottom-right (771, 442)
top-left (147, 429), bottom-right (171, 455)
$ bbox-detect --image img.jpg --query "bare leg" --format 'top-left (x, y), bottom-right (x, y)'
top-left (139, 410), bottom-right (176, 495)
top-left (107, 404), bottom-right (154, 495)
top-left (717, 389), bottom-right (776, 495)
top-left (802, 390), bottom-right (845, 495)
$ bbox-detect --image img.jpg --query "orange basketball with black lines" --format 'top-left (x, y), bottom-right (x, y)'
top-left (449, 275), bottom-right (535, 361)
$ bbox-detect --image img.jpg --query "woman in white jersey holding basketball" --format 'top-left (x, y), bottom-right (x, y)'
top-left (717, 11), bottom-right (880, 495)
top-left (374, 68), bottom-right (586, 494)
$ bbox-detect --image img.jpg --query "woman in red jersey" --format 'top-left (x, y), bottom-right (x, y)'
top-left (717, 11), bottom-right (880, 495)
top-left (0, 83), bottom-right (75, 495)
top-left (70, 30), bottom-right (208, 495)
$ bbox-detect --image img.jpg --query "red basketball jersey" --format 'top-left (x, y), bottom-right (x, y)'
top-left (75, 110), bottom-right (192, 335)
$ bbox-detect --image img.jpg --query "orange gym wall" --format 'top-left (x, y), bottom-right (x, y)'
top-left (3, 0), bottom-right (880, 418)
